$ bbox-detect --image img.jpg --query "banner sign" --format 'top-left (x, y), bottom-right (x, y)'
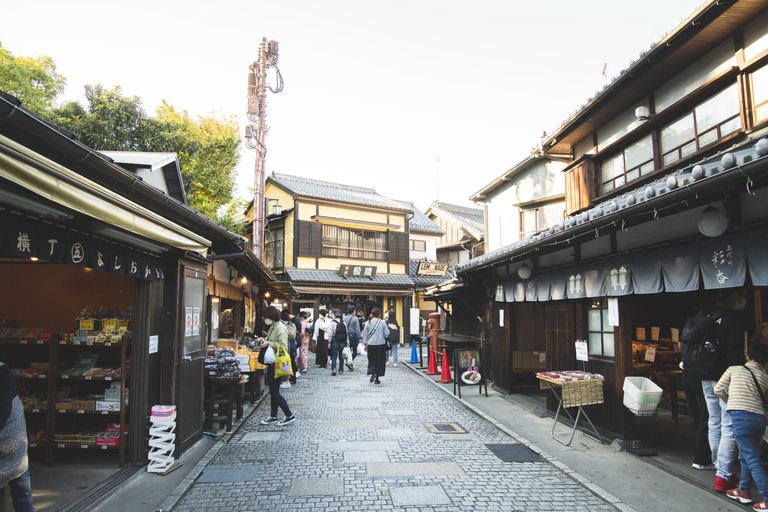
top-left (417, 261), bottom-right (448, 276)
top-left (339, 264), bottom-right (377, 279)
top-left (1, 212), bottom-right (165, 281)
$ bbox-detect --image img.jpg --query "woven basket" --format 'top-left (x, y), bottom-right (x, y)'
top-left (206, 375), bottom-right (242, 386)
top-left (561, 379), bottom-right (604, 408)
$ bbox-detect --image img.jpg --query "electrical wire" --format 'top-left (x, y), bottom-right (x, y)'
top-left (201, 431), bottom-right (228, 474)
top-left (267, 66), bottom-right (284, 94)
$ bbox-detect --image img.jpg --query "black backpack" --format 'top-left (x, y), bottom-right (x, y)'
top-left (680, 309), bottom-right (722, 379)
top-left (334, 319), bottom-right (347, 342)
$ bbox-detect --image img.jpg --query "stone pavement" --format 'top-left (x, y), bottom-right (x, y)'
top-left (172, 350), bottom-right (619, 512)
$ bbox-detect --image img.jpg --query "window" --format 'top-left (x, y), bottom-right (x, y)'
top-left (519, 203), bottom-right (565, 239)
top-left (587, 299), bottom-right (614, 358)
top-left (321, 225), bottom-right (388, 261)
top-left (265, 228), bottom-right (284, 269)
top-left (410, 239), bottom-right (426, 251)
top-left (601, 135), bottom-right (654, 194)
top-left (660, 84), bottom-right (741, 166)
top-left (751, 64), bottom-right (768, 123)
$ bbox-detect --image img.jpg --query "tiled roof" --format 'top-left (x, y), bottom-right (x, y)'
top-left (409, 259), bottom-right (455, 286)
top-left (430, 201), bottom-right (484, 237)
top-left (455, 134), bottom-right (768, 274)
top-left (285, 268), bottom-right (414, 287)
top-left (392, 200), bottom-right (444, 235)
top-left (268, 172), bottom-right (411, 212)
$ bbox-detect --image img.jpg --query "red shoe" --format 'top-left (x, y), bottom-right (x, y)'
top-left (715, 475), bottom-right (737, 492)
top-left (727, 488), bottom-right (753, 504)
top-left (754, 502), bottom-right (768, 510)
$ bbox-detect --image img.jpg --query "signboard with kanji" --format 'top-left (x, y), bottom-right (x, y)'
top-left (339, 264), bottom-right (377, 278)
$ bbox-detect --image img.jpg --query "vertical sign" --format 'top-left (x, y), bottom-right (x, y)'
top-left (192, 307), bottom-right (200, 336)
top-left (608, 298), bottom-right (619, 327)
top-left (148, 335), bottom-right (159, 355)
top-left (499, 309), bottom-right (505, 327)
top-left (185, 307), bottom-right (193, 337)
top-left (575, 340), bottom-right (589, 362)
top-left (410, 308), bottom-right (420, 335)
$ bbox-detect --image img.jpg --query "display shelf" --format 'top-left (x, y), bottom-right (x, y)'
top-left (55, 409), bottom-right (120, 415)
top-left (14, 374), bottom-right (48, 379)
top-left (0, 339), bottom-right (49, 345)
top-left (54, 443), bottom-right (119, 451)
top-left (58, 374), bottom-right (123, 381)
top-left (28, 441), bottom-right (47, 449)
top-left (24, 409), bottom-right (47, 414)
top-left (57, 340), bottom-right (123, 347)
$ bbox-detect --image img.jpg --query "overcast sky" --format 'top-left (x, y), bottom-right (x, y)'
top-left (2, 0), bottom-right (704, 213)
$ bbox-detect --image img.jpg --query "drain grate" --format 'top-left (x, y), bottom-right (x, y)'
top-left (485, 443), bottom-right (544, 463)
top-left (425, 422), bottom-right (467, 434)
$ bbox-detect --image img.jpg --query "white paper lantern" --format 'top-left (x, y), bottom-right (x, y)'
top-left (518, 263), bottom-right (532, 279)
top-left (698, 206), bottom-right (728, 237)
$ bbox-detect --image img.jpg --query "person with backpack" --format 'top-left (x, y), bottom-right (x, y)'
top-left (281, 310), bottom-right (301, 386)
top-left (716, 327), bottom-right (768, 509)
top-left (344, 306), bottom-right (361, 370)
top-left (328, 308), bottom-right (348, 376)
top-left (385, 310), bottom-right (400, 366)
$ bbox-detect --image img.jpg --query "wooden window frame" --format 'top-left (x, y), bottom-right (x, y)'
top-left (321, 224), bottom-right (388, 262)
top-left (409, 239), bottom-right (426, 252)
top-left (586, 298), bottom-right (615, 360)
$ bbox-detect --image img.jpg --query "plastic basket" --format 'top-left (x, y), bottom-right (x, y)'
top-left (623, 377), bottom-right (662, 405)
top-left (623, 392), bottom-right (659, 416)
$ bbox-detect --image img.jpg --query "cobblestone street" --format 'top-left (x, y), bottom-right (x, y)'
top-left (173, 351), bottom-right (618, 511)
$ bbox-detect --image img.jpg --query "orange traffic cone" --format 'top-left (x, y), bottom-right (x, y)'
top-left (438, 349), bottom-right (453, 383)
top-left (426, 346), bottom-right (440, 375)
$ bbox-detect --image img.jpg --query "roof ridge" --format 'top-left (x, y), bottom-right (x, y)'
top-left (433, 201), bottom-right (483, 215)
top-left (271, 172), bottom-right (378, 194)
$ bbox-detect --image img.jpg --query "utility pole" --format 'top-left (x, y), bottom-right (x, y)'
top-left (245, 38), bottom-right (283, 260)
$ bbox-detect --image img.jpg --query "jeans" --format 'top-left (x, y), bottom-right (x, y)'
top-left (267, 366), bottom-right (292, 418)
top-left (9, 469), bottom-right (35, 512)
top-left (682, 370), bottom-right (712, 466)
top-left (330, 340), bottom-right (346, 373)
top-left (702, 379), bottom-right (736, 478)
top-left (348, 334), bottom-right (359, 361)
top-left (731, 410), bottom-right (768, 500)
top-left (388, 342), bottom-right (398, 364)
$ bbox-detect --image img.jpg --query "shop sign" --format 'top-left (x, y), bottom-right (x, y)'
top-left (608, 298), bottom-right (619, 327)
top-left (1, 211), bottom-right (164, 281)
top-left (575, 340), bottom-right (588, 362)
top-left (495, 284), bottom-right (504, 302)
top-left (339, 264), bottom-right (377, 279)
top-left (417, 262), bottom-right (448, 276)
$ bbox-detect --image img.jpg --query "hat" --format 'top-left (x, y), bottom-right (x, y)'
top-left (332, 308), bottom-right (342, 316)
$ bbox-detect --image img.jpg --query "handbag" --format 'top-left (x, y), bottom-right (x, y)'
top-left (274, 344), bottom-right (293, 378)
top-left (308, 339), bottom-right (317, 353)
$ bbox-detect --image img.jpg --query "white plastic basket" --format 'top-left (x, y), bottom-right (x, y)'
top-left (623, 377), bottom-right (663, 404)
top-left (623, 393), bottom-right (659, 416)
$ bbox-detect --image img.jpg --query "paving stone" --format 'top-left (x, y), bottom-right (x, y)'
top-left (344, 451), bottom-right (390, 463)
top-left (366, 462), bottom-right (466, 477)
top-left (382, 409), bottom-right (417, 415)
top-left (241, 432), bottom-right (282, 442)
top-left (376, 427), bottom-right (415, 438)
top-left (317, 441), bottom-right (401, 452)
top-left (195, 465), bottom-right (259, 483)
top-left (390, 485), bottom-right (452, 507)
top-left (340, 409), bottom-right (374, 418)
top-left (324, 418), bottom-right (391, 428)
top-left (289, 477), bottom-right (344, 496)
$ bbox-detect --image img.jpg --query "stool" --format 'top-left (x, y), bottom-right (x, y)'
top-left (204, 383), bottom-right (242, 433)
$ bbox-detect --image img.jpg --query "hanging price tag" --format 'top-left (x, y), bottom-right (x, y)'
top-left (645, 345), bottom-right (657, 362)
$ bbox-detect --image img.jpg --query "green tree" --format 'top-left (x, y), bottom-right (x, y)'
top-left (0, 44), bottom-right (66, 116)
top-left (53, 87), bottom-right (241, 222)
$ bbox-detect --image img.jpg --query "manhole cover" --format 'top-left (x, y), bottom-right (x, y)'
top-left (485, 443), bottom-right (544, 463)
top-left (425, 422), bottom-right (467, 434)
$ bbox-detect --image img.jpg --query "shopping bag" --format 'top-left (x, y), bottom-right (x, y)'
top-left (262, 345), bottom-right (275, 365)
top-left (274, 345), bottom-right (293, 378)
top-left (357, 343), bottom-right (365, 355)
top-left (344, 346), bottom-right (354, 367)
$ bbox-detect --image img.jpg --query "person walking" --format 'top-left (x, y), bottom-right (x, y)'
top-left (699, 290), bottom-right (747, 491)
top-left (344, 306), bottom-right (361, 370)
top-left (298, 312), bottom-right (309, 373)
top-left (313, 309), bottom-right (330, 369)
top-left (363, 307), bottom-right (390, 385)
top-left (0, 360), bottom-right (35, 512)
top-left (386, 310), bottom-right (400, 366)
top-left (717, 329), bottom-right (768, 509)
top-left (280, 310), bottom-right (299, 386)
top-left (328, 309), bottom-right (348, 376)
top-left (259, 306), bottom-right (296, 426)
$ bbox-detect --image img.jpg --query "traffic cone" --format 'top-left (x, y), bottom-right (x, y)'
top-left (438, 349), bottom-right (453, 383)
top-left (426, 346), bottom-right (440, 375)
top-left (409, 340), bottom-right (419, 363)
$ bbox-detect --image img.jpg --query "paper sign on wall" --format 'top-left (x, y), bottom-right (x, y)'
top-left (651, 327), bottom-right (660, 341)
top-left (576, 340), bottom-right (589, 362)
top-left (645, 345), bottom-right (657, 362)
top-left (185, 307), bottom-right (193, 337)
top-left (410, 308), bottom-right (420, 335)
top-left (149, 335), bottom-right (158, 354)
top-left (608, 298), bottom-right (619, 327)
top-left (636, 327), bottom-right (646, 341)
top-left (499, 310), bottom-right (504, 327)
top-left (671, 327), bottom-right (680, 343)
top-left (192, 307), bottom-right (200, 336)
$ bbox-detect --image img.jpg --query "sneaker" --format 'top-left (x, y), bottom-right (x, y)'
top-left (295, 372), bottom-right (300, 378)
top-left (754, 501), bottom-right (768, 510)
top-left (300, 369), bottom-right (307, 373)
top-left (727, 488), bottom-right (753, 504)
top-left (393, 363), bottom-right (398, 367)
top-left (280, 381), bottom-right (291, 389)
top-left (260, 416), bottom-right (278, 425)
top-left (278, 415), bottom-right (296, 426)
top-left (715, 475), bottom-right (738, 492)
top-left (692, 463), bottom-right (715, 470)
top-left (332, 371), bottom-right (337, 376)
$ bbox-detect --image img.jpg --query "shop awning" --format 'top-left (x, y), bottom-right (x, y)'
top-left (494, 228), bottom-right (761, 302)
top-left (0, 134), bottom-right (211, 256)
top-left (290, 285), bottom-right (413, 297)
